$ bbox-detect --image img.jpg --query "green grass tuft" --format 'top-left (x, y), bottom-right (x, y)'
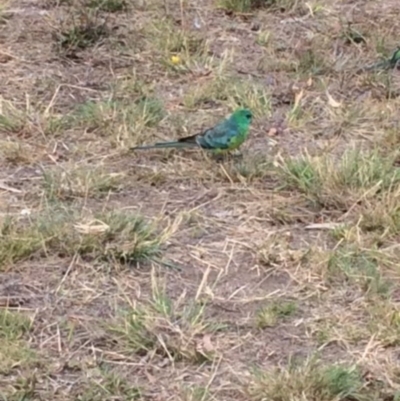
top-left (68, 97), bottom-right (165, 146)
top-left (218, 0), bottom-right (299, 13)
top-left (109, 278), bottom-right (218, 362)
top-left (0, 207), bottom-right (163, 270)
top-left (0, 310), bottom-right (36, 374)
top-left (52, 7), bottom-right (109, 55)
top-left (327, 246), bottom-right (391, 296)
top-left (256, 301), bottom-right (297, 328)
top-left (76, 370), bottom-right (142, 401)
top-left (248, 358), bottom-right (364, 401)
top-left (279, 149), bottom-right (400, 208)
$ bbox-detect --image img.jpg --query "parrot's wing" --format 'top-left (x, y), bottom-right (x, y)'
top-left (199, 119), bottom-right (237, 149)
top-left (176, 133), bottom-right (199, 144)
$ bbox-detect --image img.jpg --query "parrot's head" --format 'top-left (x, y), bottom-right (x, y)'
top-left (234, 108), bottom-right (253, 125)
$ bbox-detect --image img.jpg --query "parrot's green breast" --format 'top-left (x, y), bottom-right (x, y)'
top-left (227, 128), bottom-right (249, 150)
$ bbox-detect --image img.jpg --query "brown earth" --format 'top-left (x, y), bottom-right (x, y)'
top-left (1, 0), bottom-right (400, 400)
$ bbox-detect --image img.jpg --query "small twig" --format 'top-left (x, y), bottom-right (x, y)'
top-left (0, 182), bottom-right (22, 193)
top-left (219, 164), bottom-right (234, 184)
top-left (44, 85), bottom-right (61, 117)
top-left (55, 253), bottom-right (78, 294)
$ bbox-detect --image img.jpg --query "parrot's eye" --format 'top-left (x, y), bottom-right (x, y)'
top-left (245, 111), bottom-right (252, 120)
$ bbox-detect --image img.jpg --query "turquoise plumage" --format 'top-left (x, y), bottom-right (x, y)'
top-left (131, 109), bottom-right (253, 154)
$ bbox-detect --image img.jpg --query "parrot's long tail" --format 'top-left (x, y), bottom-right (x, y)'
top-left (131, 140), bottom-right (199, 150)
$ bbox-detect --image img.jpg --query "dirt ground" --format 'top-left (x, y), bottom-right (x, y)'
top-left (2, 0), bottom-right (400, 399)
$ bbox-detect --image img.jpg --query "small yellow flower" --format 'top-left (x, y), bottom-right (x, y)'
top-left (171, 55), bottom-right (181, 65)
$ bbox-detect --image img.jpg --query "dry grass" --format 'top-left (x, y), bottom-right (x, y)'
top-left (2, 0), bottom-right (400, 399)
top-left (0, 206), bottom-right (164, 269)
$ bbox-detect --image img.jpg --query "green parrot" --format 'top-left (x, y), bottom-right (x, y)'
top-left (131, 109), bottom-right (253, 154)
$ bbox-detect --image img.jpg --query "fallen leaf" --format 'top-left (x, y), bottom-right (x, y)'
top-left (196, 334), bottom-right (215, 357)
top-left (305, 223), bottom-right (343, 230)
top-left (294, 89), bottom-right (304, 108)
top-left (267, 127), bottom-right (278, 137)
top-left (326, 91), bottom-right (341, 108)
top-left (202, 334), bottom-right (214, 353)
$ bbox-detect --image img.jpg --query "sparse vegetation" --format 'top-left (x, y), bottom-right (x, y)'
top-left (256, 300), bottom-right (297, 328)
top-left (279, 149), bottom-right (400, 208)
top-left (109, 278), bottom-right (218, 362)
top-left (2, 0), bottom-right (400, 399)
top-left (248, 359), bottom-right (367, 401)
top-left (327, 246), bottom-right (391, 296)
top-left (75, 370), bottom-right (142, 401)
top-left (183, 75), bottom-right (271, 117)
top-left (86, 0), bottom-right (127, 12)
top-left (218, 0), bottom-right (299, 13)
top-left (0, 310), bottom-right (36, 375)
top-left (0, 99), bottom-right (65, 138)
top-left (42, 165), bottom-right (124, 200)
top-left (67, 97), bottom-right (165, 146)
top-left (52, 6), bottom-right (110, 55)
top-left (0, 206), bottom-right (163, 269)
